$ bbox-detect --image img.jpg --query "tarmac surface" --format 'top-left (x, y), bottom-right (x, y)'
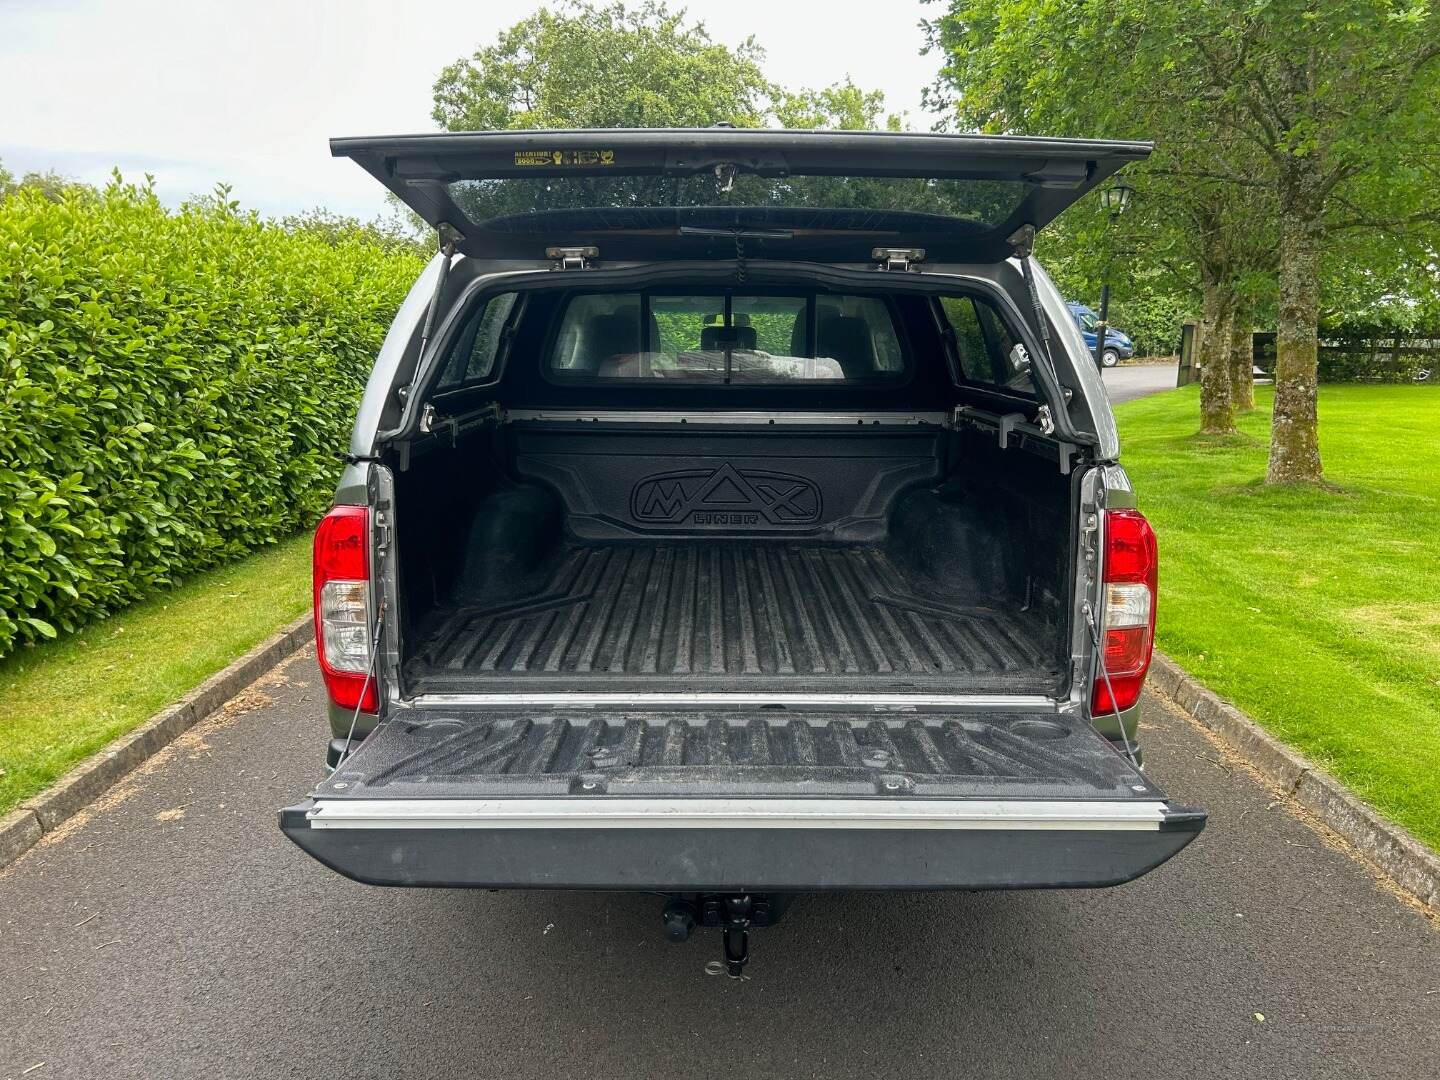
top-left (2, 649), bottom-right (1436, 1080)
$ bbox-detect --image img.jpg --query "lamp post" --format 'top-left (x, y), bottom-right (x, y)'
top-left (1093, 179), bottom-right (1134, 368)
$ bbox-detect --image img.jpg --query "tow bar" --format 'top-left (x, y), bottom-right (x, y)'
top-left (661, 894), bottom-right (793, 977)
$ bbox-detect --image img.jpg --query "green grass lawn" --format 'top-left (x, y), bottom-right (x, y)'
top-left (0, 535), bottom-right (312, 816)
top-left (1116, 383), bottom-right (1440, 849)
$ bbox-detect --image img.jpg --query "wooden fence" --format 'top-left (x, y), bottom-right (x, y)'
top-left (1178, 325), bottom-right (1436, 384)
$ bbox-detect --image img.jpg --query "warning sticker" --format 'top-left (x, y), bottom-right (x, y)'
top-left (514, 149), bottom-right (616, 167)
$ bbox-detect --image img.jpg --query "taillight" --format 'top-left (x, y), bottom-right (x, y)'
top-left (1091, 508), bottom-right (1157, 714)
top-left (313, 505), bottom-right (377, 712)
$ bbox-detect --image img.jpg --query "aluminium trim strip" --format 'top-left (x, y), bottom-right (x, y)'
top-left (306, 797), bottom-right (1171, 832)
top-left (409, 692), bottom-right (1060, 710)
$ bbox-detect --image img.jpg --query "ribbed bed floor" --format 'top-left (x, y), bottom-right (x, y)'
top-left (411, 544), bottom-right (1065, 688)
top-left (407, 542), bottom-right (1063, 692)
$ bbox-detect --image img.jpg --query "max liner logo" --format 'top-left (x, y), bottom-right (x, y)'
top-left (631, 464), bottom-right (822, 527)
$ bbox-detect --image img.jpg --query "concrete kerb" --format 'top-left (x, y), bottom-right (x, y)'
top-left (1149, 651), bottom-right (1439, 913)
top-left (0, 614), bottom-right (313, 871)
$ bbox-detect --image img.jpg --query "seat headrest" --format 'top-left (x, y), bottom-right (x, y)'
top-left (700, 324), bottom-right (758, 351)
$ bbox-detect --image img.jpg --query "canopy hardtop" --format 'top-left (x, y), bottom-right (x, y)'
top-left (333, 128), bottom-right (1150, 262)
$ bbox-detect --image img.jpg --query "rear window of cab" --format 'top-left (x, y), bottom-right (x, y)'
top-left (545, 291), bottom-right (907, 384)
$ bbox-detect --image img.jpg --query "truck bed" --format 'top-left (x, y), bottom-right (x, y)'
top-left (404, 540), bottom-right (1066, 695)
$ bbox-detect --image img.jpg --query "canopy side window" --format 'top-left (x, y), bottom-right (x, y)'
top-left (937, 295), bottom-right (1039, 399)
top-left (433, 292), bottom-right (520, 392)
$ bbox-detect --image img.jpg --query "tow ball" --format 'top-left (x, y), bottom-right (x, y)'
top-left (661, 894), bottom-right (793, 977)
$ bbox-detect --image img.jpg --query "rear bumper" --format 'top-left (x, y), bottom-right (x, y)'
top-left (281, 796), bottom-right (1204, 891)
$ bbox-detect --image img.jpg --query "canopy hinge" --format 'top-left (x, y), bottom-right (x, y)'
top-left (872, 247), bottom-right (925, 272)
top-left (435, 222), bottom-right (466, 249)
top-left (546, 245), bottom-right (599, 270)
top-left (1007, 224), bottom-right (1037, 259)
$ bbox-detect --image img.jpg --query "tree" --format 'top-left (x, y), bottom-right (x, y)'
top-left (0, 161), bottom-right (82, 203)
top-left (433, 3), bottom-right (900, 135)
top-left (926, 0), bottom-right (1440, 482)
top-left (923, 0), bottom-right (1279, 437)
top-left (1230, 292), bottom-right (1257, 414)
top-left (1171, 1), bottom-right (1440, 481)
top-left (280, 207), bottom-right (429, 259)
top-left (432, 1), bottom-right (773, 131)
top-left (772, 78), bottom-right (903, 131)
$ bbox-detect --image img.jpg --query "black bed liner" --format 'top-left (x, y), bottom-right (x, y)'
top-left (319, 708), bottom-right (1147, 801)
top-left (405, 541), bottom-right (1065, 695)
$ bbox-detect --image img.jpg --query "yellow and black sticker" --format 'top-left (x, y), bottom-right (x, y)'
top-left (514, 149), bottom-right (616, 167)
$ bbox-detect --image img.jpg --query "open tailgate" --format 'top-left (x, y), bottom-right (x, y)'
top-left (282, 708), bottom-right (1203, 891)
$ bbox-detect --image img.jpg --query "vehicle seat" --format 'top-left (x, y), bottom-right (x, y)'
top-left (815, 315), bottom-right (876, 378)
top-left (587, 309), bottom-right (650, 377)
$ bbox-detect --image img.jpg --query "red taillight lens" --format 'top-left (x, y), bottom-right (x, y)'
top-left (313, 506), bottom-right (376, 713)
top-left (315, 504), bottom-right (368, 582)
top-left (1103, 506), bottom-right (1159, 589)
top-left (1091, 508), bottom-right (1157, 715)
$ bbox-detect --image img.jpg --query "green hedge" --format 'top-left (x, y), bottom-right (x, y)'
top-left (0, 178), bottom-right (424, 656)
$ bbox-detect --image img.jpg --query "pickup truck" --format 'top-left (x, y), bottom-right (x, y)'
top-left (281, 128), bottom-right (1204, 976)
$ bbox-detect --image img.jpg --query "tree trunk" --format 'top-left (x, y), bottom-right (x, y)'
top-left (1198, 279), bottom-right (1236, 434)
top-left (1267, 206), bottom-right (1324, 483)
top-left (1229, 299), bottom-right (1255, 413)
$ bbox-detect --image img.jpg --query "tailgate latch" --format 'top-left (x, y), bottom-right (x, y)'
top-left (546, 245), bottom-right (599, 270)
top-left (872, 247), bottom-right (925, 272)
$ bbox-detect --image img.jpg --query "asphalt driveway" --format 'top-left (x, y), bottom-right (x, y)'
top-left (1102, 361), bottom-right (1180, 403)
top-left (1, 648), bottom-right (1436, 1080)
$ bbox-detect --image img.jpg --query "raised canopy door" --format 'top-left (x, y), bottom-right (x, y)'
top-left (331, 128), bottom-right (1151, 262)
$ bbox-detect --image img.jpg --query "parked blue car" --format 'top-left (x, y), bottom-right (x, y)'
top-left (1067, 302), bottom-right (1134, 367)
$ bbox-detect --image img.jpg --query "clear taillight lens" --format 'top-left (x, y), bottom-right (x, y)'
top-left (318, 580), bottom-right (371, 672)
top-left (313, 506), bottom-right (376, 712)
top-left (1091, 509), bottom-right (1157, 715)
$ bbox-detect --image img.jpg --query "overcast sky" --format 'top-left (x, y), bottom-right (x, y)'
top-left (2, 0), bottom-right (946, 219)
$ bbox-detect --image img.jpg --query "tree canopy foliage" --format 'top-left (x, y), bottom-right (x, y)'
top-left (926, 0), bottom-right (1440, 482)
top-left (433, 2), bottom-right (772, 131)
top-left (771, 78), bottom-right (903, 132)
top-left (433, 1), bottom-right (900, 133)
